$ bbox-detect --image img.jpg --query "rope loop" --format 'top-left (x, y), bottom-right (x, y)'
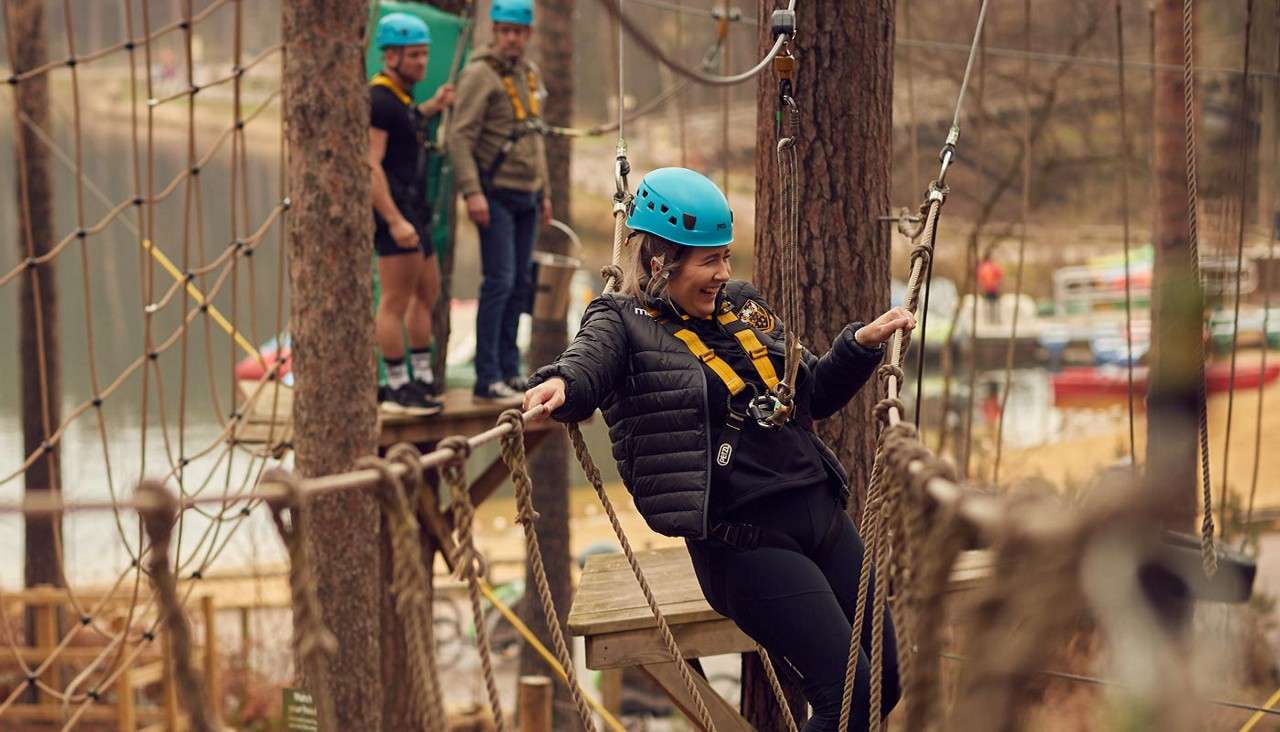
top-left (873, 397), bottom-right (906, 425)
top-left (877, 363), bottom-right (905, 383)
top-left (599, 264), bottom-right (624, 289)
top-left (896, 207), bottom-right (926, 240)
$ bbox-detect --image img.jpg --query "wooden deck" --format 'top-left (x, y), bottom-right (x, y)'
top-left (568, 545), bottom-right (992, 730)
top-left (231, 380), bottom-right (560, 450)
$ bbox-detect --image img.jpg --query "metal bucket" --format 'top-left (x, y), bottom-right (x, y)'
top-left (531, 251), bottom-right (580, 322)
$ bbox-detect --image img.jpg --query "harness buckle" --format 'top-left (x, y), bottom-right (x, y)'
top-left (698, 349), bottom-right (718, 364)
top-left (711, 522), bottom-right (761, 550)
top-left (748, 393), bottom-right (785, 429)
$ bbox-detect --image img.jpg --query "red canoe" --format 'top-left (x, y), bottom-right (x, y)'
top-left (234, 346), bottom-right (291, 381)
top-left (1053, 361), bottom-right (1280, 403)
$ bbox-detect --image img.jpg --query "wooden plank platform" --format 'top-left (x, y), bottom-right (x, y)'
top-left (231, 380), bottom-right (561, 450)
top-left (568, 545), bottom-right (992, 730)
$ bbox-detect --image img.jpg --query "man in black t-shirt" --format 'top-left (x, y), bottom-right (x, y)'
top-left (369, 12), bottom-right (455, 414)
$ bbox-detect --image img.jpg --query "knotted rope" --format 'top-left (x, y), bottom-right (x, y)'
top-left (440, 435), bottom-right (507, 731)
top-left (497, 410), bottom-right (598, 732)
top-left (262, 468), bottom-right (338, 728)
top-left (357, 446), bottom-right (447, 732)
top-left (136, 481), bottom-right (218, 732)
top-left (566, 422), bottom-right (716, 730)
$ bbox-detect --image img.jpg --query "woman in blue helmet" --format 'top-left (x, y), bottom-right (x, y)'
top-left (525, 168), bottom-right (912, 730)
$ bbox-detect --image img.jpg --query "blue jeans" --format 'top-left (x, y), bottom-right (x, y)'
top-left (475, 187), bottom-right (539, 388)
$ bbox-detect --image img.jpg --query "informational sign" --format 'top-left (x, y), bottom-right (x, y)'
top-left (283, 687), bottom-right (321, 731)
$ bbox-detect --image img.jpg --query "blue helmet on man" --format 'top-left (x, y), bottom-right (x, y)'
top-left (491, 0), bottom-right (534, 26)
top-left (376, 12), bottom-right (431, 49)
top-left (626, 167), bottom-right (733, 247)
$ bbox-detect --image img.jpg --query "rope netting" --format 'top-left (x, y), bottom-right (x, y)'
top-left (2, 0), bottom-right (293, 726)
top-left (2, 0), bottom-right (1276, 730)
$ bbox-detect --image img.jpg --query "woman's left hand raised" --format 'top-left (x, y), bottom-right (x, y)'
top-left (854, 306), bottom-right (916, 348)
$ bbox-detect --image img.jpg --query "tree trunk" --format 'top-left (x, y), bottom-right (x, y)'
top-left (1146, 0), bottom-right (1202, 532)
top-left (10, 0), bottom-right (64, 702)
top-left (748, 0), bottom-right (896, 726)
top-left (283, 1), bottom-right (383, 729)
top-left (517, 1), bottom-right (579, 729)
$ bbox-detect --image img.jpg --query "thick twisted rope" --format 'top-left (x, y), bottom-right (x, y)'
top-left (357, 447), bottom-right (447, 732)
top-left (136, 481), bottom-right (217, 732)
top-left (262, 468), bottom-right (338, 728)
top-left (565, 423), bottom-right (716, 730)
top-left (440, 436), bottom-right (507, 731)
top-left (838, 441), bottom-right (891, 732)
top-left (497, 411), bottom-right (598, 732)
top-left (1181, 0), bottom-right (1217, 577)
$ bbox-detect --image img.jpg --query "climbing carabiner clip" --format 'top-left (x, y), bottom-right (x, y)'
top-left (748, 393), bottom-right (786, 430)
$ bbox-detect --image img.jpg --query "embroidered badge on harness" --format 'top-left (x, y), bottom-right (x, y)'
top-left (738, 299), bottom-right (777, 334)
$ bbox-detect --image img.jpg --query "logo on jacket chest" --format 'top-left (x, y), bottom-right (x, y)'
top-left (737, 299), bottom-right (777, 334)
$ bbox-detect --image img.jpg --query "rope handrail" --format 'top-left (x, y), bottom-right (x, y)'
top-left (594, 0), bottom-right (795, 87)
top-left (0, 406), bottom-right (551, 516)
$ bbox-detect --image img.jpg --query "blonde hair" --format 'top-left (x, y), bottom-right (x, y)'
top-left (620, 233), bottom-right (691, 300)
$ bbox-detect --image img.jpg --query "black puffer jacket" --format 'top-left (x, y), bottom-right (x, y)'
top-left (528, 280), bottom-right (885, 539)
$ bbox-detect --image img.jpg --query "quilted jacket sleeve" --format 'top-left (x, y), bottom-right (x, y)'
top-left (806, 324), bottom-right (886, 420)
top-left (527, 297), bottom-right (628, 422)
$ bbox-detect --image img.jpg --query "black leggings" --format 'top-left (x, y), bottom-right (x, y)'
top-left (686, 481), bottom-right (901, 731)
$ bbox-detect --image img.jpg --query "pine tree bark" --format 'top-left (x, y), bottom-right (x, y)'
top-left (1146, 0), bottom-right (1201, 532)
top-left (283, 1), bottom-right (383, 729)
top-left (518, 1), bottom-right (579, 729)
top-left (746, 0), bottom-right (896, 726)
top-left (9, 0), bottom-right (64, 697)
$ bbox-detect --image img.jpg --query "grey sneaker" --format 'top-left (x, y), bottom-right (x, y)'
top-left (474, 380), bottom-right (522, 402)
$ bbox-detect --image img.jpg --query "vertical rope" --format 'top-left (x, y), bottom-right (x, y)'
top-left (1114, 0), bottom-right (1139, 471)
top-left (1217, 0), bottom-right (1256, 537)
top-left (755, 644), bottom-right (799, 732)
top-left (565, 423), bottom-right (716, 730)
top-left (136, 481), bottom-right (217, 732)
top-left (992, 0), bottom-right (1034, 488)
top-left (262, 469), bottom-right (339, 728)
top-left (357, 449), bottom-right (448, 732)
top-left (440, 437), bottom-right (507, 731)
top-left (838, 442), bottom-right (890, 731)
top-left (1182, 0), bottom-right (1218, 576)
top-left (496, 412), bottom-right (598, 732)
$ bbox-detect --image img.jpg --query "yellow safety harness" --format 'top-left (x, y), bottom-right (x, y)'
top-left (370, 71), bottom-right (413, 105)
top-left (652, 306), bottom-right (780, 396)
top-left (499, 69), bottom-right (541, 120)
top-left (481, 60), bottom-right (544, 185)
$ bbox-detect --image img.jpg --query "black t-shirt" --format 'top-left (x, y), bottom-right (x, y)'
top-left (370, 79), bottom-right (429, 224)
top-left (680, 315), bottom-right (830, 517)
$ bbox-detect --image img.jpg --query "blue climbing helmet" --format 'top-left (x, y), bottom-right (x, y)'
top-left (626, 167), bottom-right (733, 247)
top-left (376, 12), bottom-right (431, 49)
top-left (491, 0), bottom-right (534, 26)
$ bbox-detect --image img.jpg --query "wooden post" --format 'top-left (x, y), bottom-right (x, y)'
top-left (599, 668), bottom-right (622, 719)
top-left (239, 606), bottom-right (251, 668)
top-left (115, 664), bottom-right (136, 732)
top-left (517, 676), bottom-right (553, 732)
top-left (34, 595), bottom-right (56, 708)
top-left (202, 595), bottom-right (222, 721)
top-left (283, 0), bottom-right (383, 729)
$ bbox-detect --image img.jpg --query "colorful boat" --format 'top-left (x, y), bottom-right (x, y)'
top-left (234, 335), bottom-right (291, 381)
top-left (1052, 361), bottom-right (1280, 404)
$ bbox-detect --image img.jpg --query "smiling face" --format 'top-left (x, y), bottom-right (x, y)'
top-left (493, 23), bottom-right (532, 62)
top-left (657, 245), bottom-right (732, 319)
top-left (384, 44), bottom-right (429, 84)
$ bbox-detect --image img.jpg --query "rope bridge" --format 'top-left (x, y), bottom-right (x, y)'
top-left (1, 0), bottom-right (1275, 731)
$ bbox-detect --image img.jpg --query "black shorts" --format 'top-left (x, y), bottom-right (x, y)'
top-left (374, 205), bottom-right (434, 258)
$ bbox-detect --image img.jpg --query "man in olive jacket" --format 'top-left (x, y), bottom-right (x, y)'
top-left (447, 0), bottom-right (551, 401)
